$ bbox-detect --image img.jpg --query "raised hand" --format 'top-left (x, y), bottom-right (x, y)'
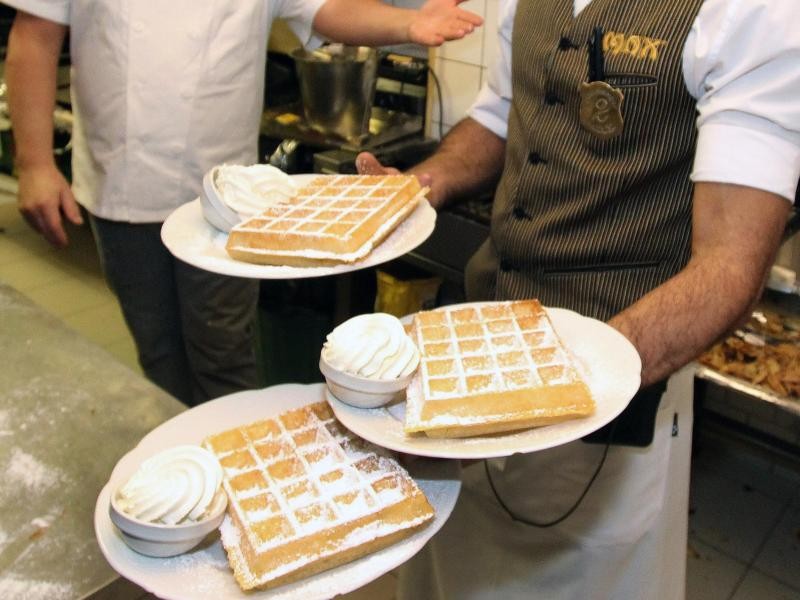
top-left (17, 164), bottom-right (83, 247)
top-left (408, 0), bottom-right (483, 46)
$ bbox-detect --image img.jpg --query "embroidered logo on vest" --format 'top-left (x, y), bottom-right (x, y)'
top-left (603, 31), bottom-right (666, 62)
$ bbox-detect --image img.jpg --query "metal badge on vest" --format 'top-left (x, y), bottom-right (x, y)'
top-left (579, 27), bottom-right (624, 139)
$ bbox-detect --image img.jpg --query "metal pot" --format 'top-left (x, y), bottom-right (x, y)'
top-left (291, 44), bottom-right (378, 143)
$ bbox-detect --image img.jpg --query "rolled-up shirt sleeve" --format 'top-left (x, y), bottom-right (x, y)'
top-left (467, 0), bottom-right (515, 140)
top-left (684, 0), bottom-right (800, 202)
top-left (2, 0), bottom-right (70, 24)
top-left (272, 0), bottom-right (327, 47)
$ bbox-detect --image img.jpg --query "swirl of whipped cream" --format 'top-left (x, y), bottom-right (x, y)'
top-left (214, 164), bottom-right (297, 216)
top-left (322, 313), bottom-right (420, 380)
top-left (115, 445), bottom-right (223, 525)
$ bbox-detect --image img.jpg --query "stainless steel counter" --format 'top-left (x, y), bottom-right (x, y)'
top-left (0, 283), bottom-right (185, 599)
top-left (695, 365), bottom-right (800, 418)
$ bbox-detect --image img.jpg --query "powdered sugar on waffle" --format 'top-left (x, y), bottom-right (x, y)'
top-left (406, 301), bottom-right (588, 429)
top-left (232, 175), bottom-right (414, 240)
top-left (231, 190), bottom-right (426, 263)
top-left (204, 402), bottom-right (433, 589)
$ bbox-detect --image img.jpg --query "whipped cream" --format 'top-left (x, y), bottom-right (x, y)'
top-left (214, 164), bottom-right (297, 216)
top-left (115, 445), bottom-right (223, 525)
top-left (322, 313), bottom-right (420, 380)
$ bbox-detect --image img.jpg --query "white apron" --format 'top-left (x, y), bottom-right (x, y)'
top-left (398, 367), bottom-right (694, 600)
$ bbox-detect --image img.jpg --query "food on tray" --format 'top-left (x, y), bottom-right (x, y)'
top-left (405, 300), bottom-right (595, 438)
top-left (699, 314), bottom-right (800, 398)
top-left (114, 445), bottom-right (225, 525)
top-left (225, 174), bottom-right (427, 267)
top-left (203, 402), bottom-right (435, 591)
top-left (322, 313), bottom-right (420, 380)
top-left (211, 164), bottom-right (298, 216)
top-left (201, 164), bottom-right (299, 232)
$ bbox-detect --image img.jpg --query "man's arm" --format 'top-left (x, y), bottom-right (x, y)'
top-left (357, 116), bottom-right (506, 209)
top-left (313, 0), bottom-right (482, 47)
top-left (609, 182), bottom-right (791, 386)
top-left (6, 10), bottom-right (81, 247)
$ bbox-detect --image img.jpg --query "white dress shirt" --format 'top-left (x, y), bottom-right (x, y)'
top-left (470, 0), bottom-right (800, 202)
top-left (6, 0), bottom-right (326, 221)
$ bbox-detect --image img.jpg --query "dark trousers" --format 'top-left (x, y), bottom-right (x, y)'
top-left (90, 215), bottom-right (260, 406)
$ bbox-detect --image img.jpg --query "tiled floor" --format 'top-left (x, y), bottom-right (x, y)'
top-left (0, 176), bottom-right (140, 373)
top-left (2, 179), bottom-right (799, 599)
top-left (688, 426), bottom-right (800, 600)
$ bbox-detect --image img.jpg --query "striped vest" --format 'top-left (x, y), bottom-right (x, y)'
top-left (465, 0), bottom-right (704, 322)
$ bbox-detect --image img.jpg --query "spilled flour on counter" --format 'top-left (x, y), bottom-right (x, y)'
top-left (0, 575), bottom-right (73, 600)
top-left (0, 409), bottom-right (11, 437)
top-left (5, 448), bottom-right (62, 492)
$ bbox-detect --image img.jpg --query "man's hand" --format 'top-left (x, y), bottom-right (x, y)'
top-left (356, 151), bottom-right (432, 185)
top-left (408, 0), bottom-right (484, 46)
top-left (17, 164), bottom-right (83, 247)
top-left (356, 151), bottom-right (436, 202)
top-left (356, 117), bottom-right (505, 210)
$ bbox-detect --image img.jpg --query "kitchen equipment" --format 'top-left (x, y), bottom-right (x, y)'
top-left (292, 44), bottom-right (378, 143)
top-left (261, 50), bottom-right (435, 174)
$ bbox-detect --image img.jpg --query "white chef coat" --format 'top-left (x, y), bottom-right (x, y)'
top-left (470, 0), bottom-right (800, 202)
top-left (5, 0), bottom-right (326, 222)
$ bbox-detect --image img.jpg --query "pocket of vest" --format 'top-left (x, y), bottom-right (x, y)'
top-left (605, 72), bottom-right (658, 89)
top-left (541, 260), bottom-right (662, 276)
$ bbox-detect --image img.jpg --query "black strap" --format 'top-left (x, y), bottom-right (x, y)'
top-left (484, 381), bottom-right (667, 526)
top-left (582, 380), bottom-right (668, 447)
top-left (484, 418), bottom-right (617, 527)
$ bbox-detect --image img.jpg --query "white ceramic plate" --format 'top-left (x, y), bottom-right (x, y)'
top-left (327, 306), bottom-right (642, 459)
top-left (94, 384), bottom-right (461, 600)
top-left (160, 174), bottom-right (436, 279)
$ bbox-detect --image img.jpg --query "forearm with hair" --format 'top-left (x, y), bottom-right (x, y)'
top-left (609, 182), bottom-right (790, 386)
top-left (408, 117), bottom-right (506, 208)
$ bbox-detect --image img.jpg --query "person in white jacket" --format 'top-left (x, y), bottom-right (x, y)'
top-left (3, 0), bottom-right (482, 405)
top-left (357, 0), bottom-right (800, 597)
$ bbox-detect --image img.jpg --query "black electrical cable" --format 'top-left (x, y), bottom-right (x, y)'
top-left (483, 419), bottom-right (617, 528)
top-left (426, 64), bottom-right (445, 141)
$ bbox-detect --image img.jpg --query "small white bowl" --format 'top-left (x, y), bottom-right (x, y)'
top-left (109, 487), bottom-right (228, 557)
top-left (200, 167), bottom-right (241, 232)
top-left (319, 353), bottom-right (416, 409)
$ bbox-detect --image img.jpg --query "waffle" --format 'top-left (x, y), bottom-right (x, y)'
top-left (405, 300), bottom-right (595, 438)
top-left (225, 174), bottom-right (426, 266)
top-left (203, 402), bottom-right (434, 591)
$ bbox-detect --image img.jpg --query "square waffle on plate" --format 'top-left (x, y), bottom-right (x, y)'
top-left (203, 401), bottom-right (434, 591)
top-left (225, 174), bottom-right (427, 267)
top-left (405, 299), bottom-right (595, 438)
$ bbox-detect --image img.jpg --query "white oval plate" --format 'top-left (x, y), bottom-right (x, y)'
top-left (160, 174), bottom-right (436, 279)
top-left (95, 384), bottom-right (460, 600)
top-left (327, 307), bottom-right (642, 459)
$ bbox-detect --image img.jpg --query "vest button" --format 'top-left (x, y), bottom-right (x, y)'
top-left (528, 152), bottom-right (546, 165)
top-left (545, 92), bottom-right (563, 105)
top-left (512, 206), bottom-right (529, 220)
top-left (500, 258), bottom-right (514, 272)
top-left (558, 36), bottom-right (575, 50)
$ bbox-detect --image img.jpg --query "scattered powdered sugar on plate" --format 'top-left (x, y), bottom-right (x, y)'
top-left (95, 385), bottom-right (461, 600)
top-left (161, 190), bottom-right (436, 280)
top-left (161, 545), bottom-right (234, 597)
top-left (328, 306), bottom-right (642, 459)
